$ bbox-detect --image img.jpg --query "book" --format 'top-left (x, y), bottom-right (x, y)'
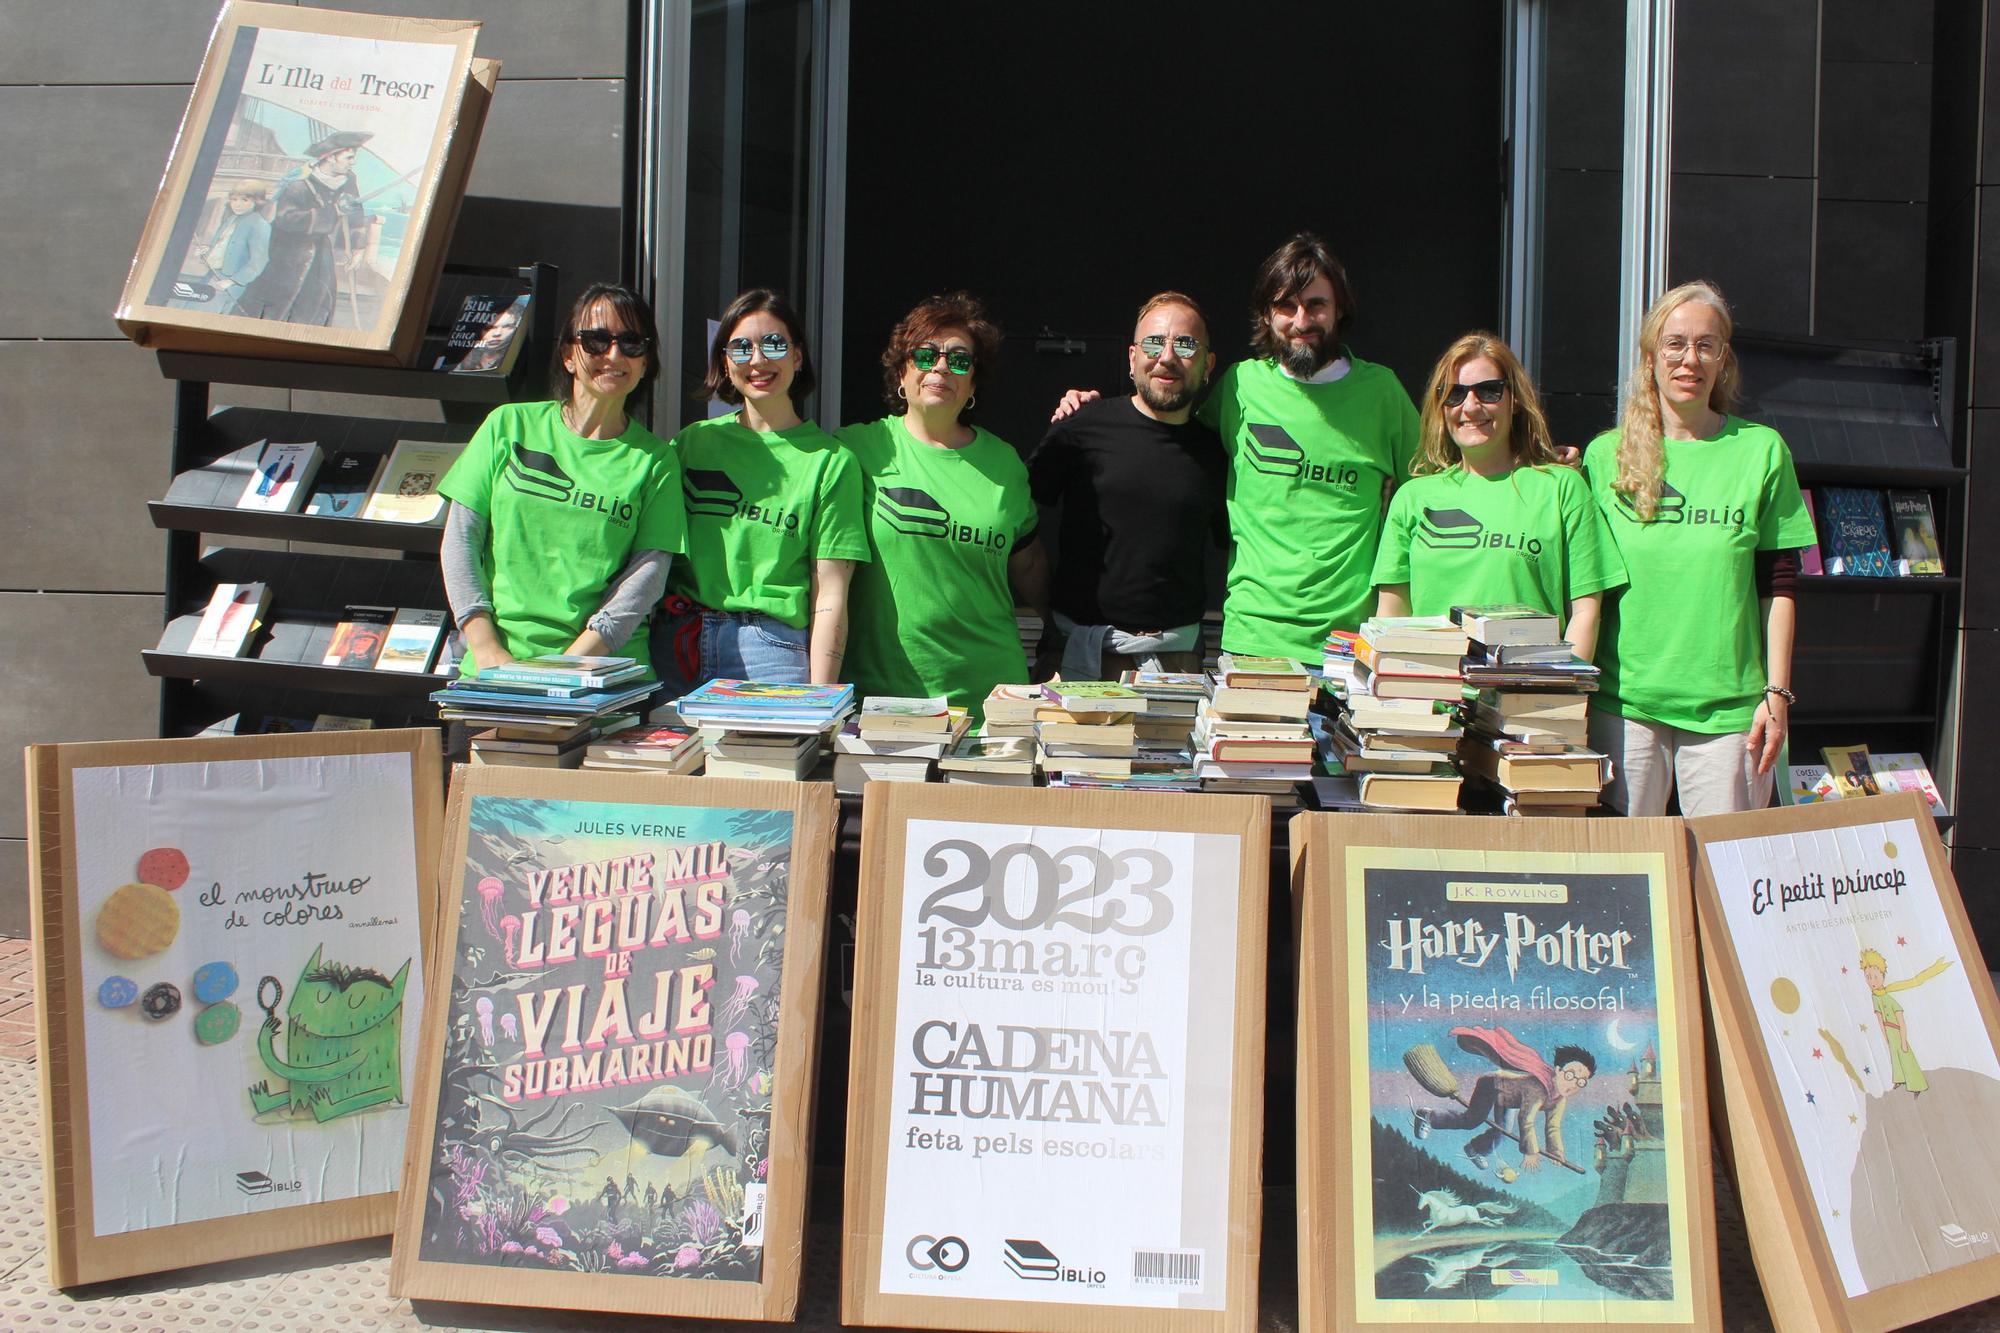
top-left (1819, 485), bottom-right (1894, 577)
top-left (373, 608), bottom-right (447, 673)
top-left (1463, 640), bottom-right (1580, 667)
top-left (938, 733), bottom-right (1037, 776)
top-left (1785, 763), bottom-right (1839, 805)
top-left (857, 695), bottom-right (955, 736)
top-left (1799, 488), bottom-right (1825, 576)
top-left (1352, 663), bottom-right (1464, 702)
top-left (312, 715), bottom-right (374, 731)
top-left (1820, 743), bottom-right (1881, 798)
top-left (1357, 615), bottom-right (1469, 655)
top-left (186, 582), bottom-right (270, 657)
top-left (1212, 654), bottom-right (1312, 690)
top-left (1460, 742), bottom-right (1610, 792)
top-left (303, 450), bottom-right (388, 518)
top-left (476, 655), bottom-right (646, 691)
top-left (434, 291), bottom-right (531, 375)
top-left (321, 606), bottom-right (396, 668)
top-left (1043, 680), bottom-right (1149, 713)
top-left (1353, 639), bottom-right (1464, 678)
top-left (1450, 604), bottom-right (1562, 647)
top-left (235, 440), bottom-right (321, 513)
top-left (1356, 770), bottom-right (1463, 811)
top-left (585, 724), bottom-right (700, 765)
top-left (361, 441), bottom-right (466, 524)
top-left (1206, 685), bottom-right (1313, 720)
top-left (1888, 489), bottom-right (1944, 575)
top-left (1869, 752), bottom-right (1949, 816)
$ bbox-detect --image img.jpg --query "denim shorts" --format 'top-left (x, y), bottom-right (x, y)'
top-left (653, 601), bottom-right (810, 696)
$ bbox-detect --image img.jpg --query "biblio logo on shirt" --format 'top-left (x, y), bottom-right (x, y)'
top-left (503, 442), bottom-right (635, 525)
top-left (1242, 423), bottom-right (1360, 487)
top-left (683, 467), bottom-right (802, 532)
top-left (876, 486), bottom-right (1008, 550)
top-left (1613, 478), bottom-right (1745, 530)
top-left (1416, 506), bottom-right (1543, 557)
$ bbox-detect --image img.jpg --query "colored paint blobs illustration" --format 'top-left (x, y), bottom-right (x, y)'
top-left (194, 1001), bottom-right (241, 1045)
top-left (140, 982), bottom-right (182, 1021)
top-left (98, 976), bottom-right (139, 1009)
top-left (193, 961), bottom-right (239, 1004)
top-left (136, 846), bottom-right (191, 892)
top-left (96, 882), bottom-right (180, 960)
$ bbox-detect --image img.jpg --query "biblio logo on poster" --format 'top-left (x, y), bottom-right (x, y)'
top-left (876, 819), bottom-right (1237, 1309)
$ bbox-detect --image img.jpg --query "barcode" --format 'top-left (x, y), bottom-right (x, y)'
top-left (1132, 1249), bottom-right (1203, 1288)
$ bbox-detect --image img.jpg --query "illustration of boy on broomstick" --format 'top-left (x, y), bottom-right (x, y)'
top-left (1407, 1025), bottom-right (1593, 1176)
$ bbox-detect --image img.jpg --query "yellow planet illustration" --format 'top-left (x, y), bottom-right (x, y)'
top-left (1770, 976), bottom-right (1800, 1014)
top-left (1883, 840), bottom-right (1898, 860)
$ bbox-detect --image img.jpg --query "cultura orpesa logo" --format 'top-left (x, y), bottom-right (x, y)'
top-left (876, 486), bottom-right (1008, 550)
top-left (906, 1234), bottom-right (969, 1273)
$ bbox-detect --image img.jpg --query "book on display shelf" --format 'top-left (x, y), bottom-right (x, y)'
top-left (1888, 488), bottom-right (1945, 575)
top-left (302, 449), bottom-right (387, 518)
top-left (186, 581), bottom-right (271, 657)
top-left (360, 441), bottom-right (465, 525)
top-left (1798, 488), bottom-right (1826, 575)
top-left (433, 291), bottom-right (530, 375)
top-left (320, 606), bottom-right (396, 668)
top-left (1821, 742), bottom-right (1883, 799)
top-left (373, 608), bottom-right (446, 673)
top-left (1785, 762), bottom-right (1839, 805)
top-left (234, 440), bottom-right (321, 512)
top-left (1869, 751), bottom-right (1949, 815)
top-left (1819, 485), bottom-right (1895, 576)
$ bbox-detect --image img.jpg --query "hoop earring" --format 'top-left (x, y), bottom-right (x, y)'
top-left (967, 396), bottom-right (977, 409)
top-left (897, 385), bottom-right (907, 401)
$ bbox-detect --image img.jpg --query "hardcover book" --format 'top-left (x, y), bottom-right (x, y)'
top-left (303, 449), bottom-right (386, 517)
top-left (434, 291), bottom-right (530, 374)
top-left (1292, 813), bottom-right (1720, 1332)
top-left (1820, 487), bottom-right (1894, 577)
top-left (373, 607), bottom-right (446, 673)
top-left (234, 439), bottom-right (321, 512)
top-left (1887, 490), bottom-right (1944, 576)
top-left (361, 441), bottom-right (465, 524)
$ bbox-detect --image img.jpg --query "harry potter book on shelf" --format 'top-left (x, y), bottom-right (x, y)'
top-left (116, 2), bottom-right (495, 366)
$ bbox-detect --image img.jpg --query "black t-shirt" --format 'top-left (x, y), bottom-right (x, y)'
top-left (1028, 395), bottom-right (1227, 630)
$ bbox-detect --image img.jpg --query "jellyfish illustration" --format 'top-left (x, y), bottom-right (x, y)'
top-left (500, 1012), bottom-right (518, 1042)
top-left (727, 909), bottom-right (752, 964)
top-left (500, 915), bottom-right (521, 965)
top-left (719, 974), bottom-right (759, 1027)
top-left (475, 996), bottom-right (495, 1046)
top-left (715, 1030), bottom-right (751, 1088)
top-left (476, 877), bottom-right (505, 938)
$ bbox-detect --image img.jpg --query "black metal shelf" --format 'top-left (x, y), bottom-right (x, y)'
top-left (147, 501), bottom-right (444, 553)
top-left (1796, 462), bottom-right (1967, 488)
top-left (144, 650), bottom-right (451, 699)
top-left (1790, 712), bottom-right (1936, 727)
top-left (1797, 574), bottom-right (1960, 594)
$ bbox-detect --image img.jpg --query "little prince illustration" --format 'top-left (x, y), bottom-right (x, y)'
top-left (1859, 947), bottom-right (1952, 1095)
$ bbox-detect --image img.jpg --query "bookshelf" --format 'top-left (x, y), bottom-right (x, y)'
top-left (148, 262), bottom-right (555, 738)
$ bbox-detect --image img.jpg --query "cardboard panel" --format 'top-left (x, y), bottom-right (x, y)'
top-left (1291, 812), bottom-right (1721, 1332)
top-left (1688, 793), bottom-right (2000, 1332)
top-left (842, 784), bottom-right (1269, 1333)
top-left (389, 767), bottom-right (836, 1321)
top-left (26, 728), bottom-right (443, 1286)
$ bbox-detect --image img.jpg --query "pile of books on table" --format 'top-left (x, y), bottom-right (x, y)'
top-left (580, 722), bottom-right (704, 775)
top-left (1320, 628), bottom-right (1360, 695)
top-left (675, 679), bottom-right (855, 781)
top-left (1453, 606), bottom-right (1607, 816)
top-left (1327, 618), bottom-right (1467, 812)
top-left (1038, 680), bottom-right (1153, 788)
top-left (938, 731), bottom-right (1039, 786)
top-left (832, 696), bottom-right (970, 794)
top-left (1195, 655), bottom-right (1315, 808)
top-left (980, 683), bottom-right (1044, 742)
top-left (432, 655), bottom-right (658, 769)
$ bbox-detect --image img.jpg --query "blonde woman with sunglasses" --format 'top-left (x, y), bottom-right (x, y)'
top-left (1373, 332), bottom-right (1624, 661)
top-left (1580, 281), bottom-right (1817, 816)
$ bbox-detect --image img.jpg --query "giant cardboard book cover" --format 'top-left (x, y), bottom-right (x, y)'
top-left (115, 2), bottom-right (492, 365)
top-left (25, 729), bottom-right (444, 1285)
top-left (389, 767), bottom-right (835, 1321)
top-left (843, 784), bottom-right (1270, 1333)
top-left (1688, 793), bottom-right (2000, 1332)
top-left (1292, 812), bottom-right (1721, 1332)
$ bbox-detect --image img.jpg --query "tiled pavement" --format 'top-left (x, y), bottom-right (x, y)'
top-left (1, 934), bottom-right (1999, 1331)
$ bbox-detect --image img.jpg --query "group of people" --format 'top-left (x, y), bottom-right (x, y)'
top-left (437, 230), bottom-right (1815, 820)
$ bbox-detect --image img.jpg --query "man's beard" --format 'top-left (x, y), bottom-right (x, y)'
top-left (1137, 370), bottom-right (1198, 414)
top-left (1279, 330), bottom-right (1333, 378)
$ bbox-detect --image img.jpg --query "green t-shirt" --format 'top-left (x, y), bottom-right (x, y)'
top-left (438, 400), bottom-right (686, 677)
top-left (1199, 355), bottom-right (1419, 659)
top-left (665, 413), bottom-right (871, 628)
top-left (1582, 416), bottom-right (1816, 733)
top-left (1371, 462), bottom-right (1627, 623)
top-left (836, 416), bottom-right (1036, 721)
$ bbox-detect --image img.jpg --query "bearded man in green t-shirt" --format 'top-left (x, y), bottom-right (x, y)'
top-left (1195, 232), bottom-right (1419, 661)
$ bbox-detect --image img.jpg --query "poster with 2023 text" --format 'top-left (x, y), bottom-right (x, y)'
top-left (70, 752), bottom-right (426, 1236)
top-left (875, 819), bottom-right (1240, 1309)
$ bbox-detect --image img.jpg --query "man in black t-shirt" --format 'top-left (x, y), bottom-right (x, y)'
top-left (1028, 292), bottom-right (1227, 679)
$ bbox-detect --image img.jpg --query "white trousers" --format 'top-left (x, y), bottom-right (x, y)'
top-left (1589, 711), bottom-right (1774, 818)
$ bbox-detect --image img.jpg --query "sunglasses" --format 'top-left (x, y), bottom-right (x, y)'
top-left (574, 328), bottom-right (651, 357)
top-left (1439, 378), bottom-right (1508, 408)
top-left (1138, 333), bottom-right (1202, 361)
top-left (725, 332), bottom-right (791, 364)
top-left (911, 345), bottom-right (974, 375)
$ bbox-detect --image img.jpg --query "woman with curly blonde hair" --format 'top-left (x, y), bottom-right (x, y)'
top-left (1372, 331), bottom-right (1624, 660)
top-left (1580, 281), bottom-right (1817, 816)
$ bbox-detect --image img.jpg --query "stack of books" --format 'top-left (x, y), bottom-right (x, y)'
top-left (1120, 670), bottom-right (1207, 753)
top-left (1321, 629), bottom-right (1360, 696)
top-left (433, 655), bottom-right (658, 746)
top-left (581, 722), bottom-right (705, 775)
top-left (980, 683), bottom-right (1044, 742)
top-left (1453, 606), bottom-right (1607, 816)
top-left (832, 696), bottom-right (971, 794)
top-left (1195, 655), bottom-right (1316, 807)
top-left (1038, 680), bottom-right (1150, 786)
top-left (675, 679), bottom-right (856, 782)
top-left (938, 732), bottom-right (1039, 787)
top-left (1332, 619), bottom-right (1467, 812)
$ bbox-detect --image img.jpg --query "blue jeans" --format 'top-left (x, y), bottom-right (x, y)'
top-left (654, 602), bottom-right (811, 697)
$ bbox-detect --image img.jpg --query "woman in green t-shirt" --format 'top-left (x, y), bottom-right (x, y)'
top-left (439, 283), bottom-right (686, 679)
top-left (655, 288), bottom-right (869, 691)
top-left (1581, 281), bottom-right (1816, 817)
top-left (1373, 332), bottom-right (1624, 660)
top-left (838, 292), bottom-right (1048, 720)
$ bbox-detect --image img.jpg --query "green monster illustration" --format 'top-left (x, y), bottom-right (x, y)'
top-left (248, 946), bottom-right (410, 1122)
